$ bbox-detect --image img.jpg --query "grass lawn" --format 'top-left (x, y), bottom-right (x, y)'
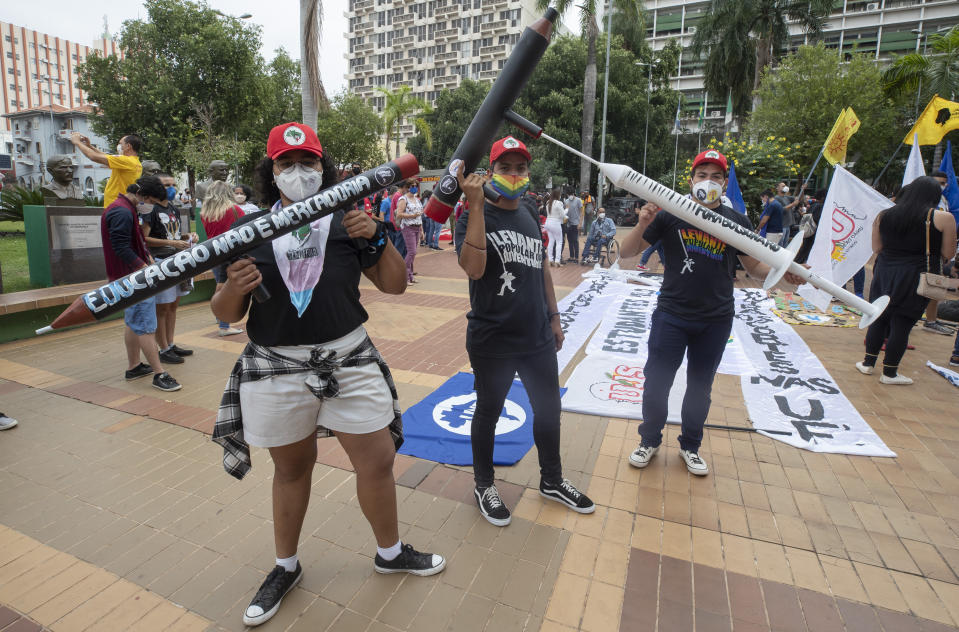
top-left (0, 220), bottom-right (40, 294)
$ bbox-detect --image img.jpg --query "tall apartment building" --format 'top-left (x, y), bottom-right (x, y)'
top-left (0, 21), bottom-right (119, 155)
top-left (643, 0), bottom-right (959, 129)
top-left (343, 0), bottom-right (555, 142)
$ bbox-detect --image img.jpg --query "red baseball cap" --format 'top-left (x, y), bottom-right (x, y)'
top-left (267, 122), bottom-right (324, 160)
top-left (490, 135), bottom-right (531, 164)
top-left (691, 149), bottom-right (728, 174)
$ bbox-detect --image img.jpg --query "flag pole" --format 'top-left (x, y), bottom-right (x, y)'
top-left (871, 142), bottom-right (905, 186)
top-left (801, 146), bottom-right (827, 193)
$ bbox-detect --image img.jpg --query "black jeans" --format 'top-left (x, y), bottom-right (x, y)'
top-left (468, 346), bottom-right (563, 487)
top-left (639, 309), bottom-right (732, 453)
top-left (863, 310), bottom-right (919, 376)
top-left (566, 224), bottom-right (580, 260)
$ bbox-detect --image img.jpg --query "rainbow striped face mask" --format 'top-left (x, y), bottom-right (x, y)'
top-left (490, 174), bottom-right (530, 200)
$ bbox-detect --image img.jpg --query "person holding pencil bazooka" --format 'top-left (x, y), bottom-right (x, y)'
top-left (620, 149), bottom-right (806, 476)
top-left (212, 123), bottom-right (445, 627)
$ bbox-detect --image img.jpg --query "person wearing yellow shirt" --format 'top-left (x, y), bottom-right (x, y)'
top-left (69, 132), bottom-right (143, 207)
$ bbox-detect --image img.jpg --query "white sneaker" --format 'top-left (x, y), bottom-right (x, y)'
top-left (218, 327), bottom-right (244, 336)
top-left (879, 374), bottom-right (913, 385)
top-left (628, 444), bottom-right (659, 468)
top-left (0, 413), bottom-right (17, 430)
top-left (855, 362), bottom-right (874, 375)
top-left (679, 449), bottom-right (709, 476)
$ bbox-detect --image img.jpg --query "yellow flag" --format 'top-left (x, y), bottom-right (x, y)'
top-left (823, 107), bottom-right (861, 165)
top-left (904, 95), bottom-right (959, 145)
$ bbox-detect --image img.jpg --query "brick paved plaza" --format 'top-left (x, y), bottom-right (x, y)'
top-left (1, 236), bottom-right (958, 631)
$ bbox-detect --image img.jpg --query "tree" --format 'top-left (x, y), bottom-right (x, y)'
top-left (300, 0), bottom-right (329, 128)
top-left (536, 0), bottom-right (644, 195)
top-left (747, 43), bottom-right (908, 183)
top-left (406, 79), bottom-right (490, 169)
top-left (377, 85), bottom-right (433, 160)
top-left (314, 93), bottom-right (384, 168)
top-left (883, 26), bottom-right (959, 102)
top-left (77, 0), bottom-right (269, 179)
top-left (690, 0), bottom-right (833, 118)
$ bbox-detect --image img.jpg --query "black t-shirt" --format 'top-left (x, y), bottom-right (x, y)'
top-left (235, 209), bottom-right (373, 346)
top-left (455, 198), bottom-right (553, 357)
top-left (141, 203), bottom-right (182, 257)
top-left (643, 204), bottom-right (753, 321)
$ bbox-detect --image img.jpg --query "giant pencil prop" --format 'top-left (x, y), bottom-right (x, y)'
top-left (539, 133), bottom-right (889, 328)
top-left (423, 7), bottom-right (558, 223)
top-left (37, 155), bottom-right (420, 334)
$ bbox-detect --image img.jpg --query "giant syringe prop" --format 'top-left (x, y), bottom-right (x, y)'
top-left (539, 133), bottom-right (889, 328)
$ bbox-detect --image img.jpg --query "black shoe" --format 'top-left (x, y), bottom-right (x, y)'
top-left (474, 485), bottom-right (511, 526)
top-left (152, 372), bottom-right (182, 392)
top-left (124, 363), bottom-right (154, 380)
top-left (540, 479), bottom-right (595, 514)
top-left (170, 344), bottom-right (193, 357)
top-left (158, 349), bottom-right (184, 364)
top-left (243, 563), bottom-right (303, 626)
top-left (374, 543), bottom-right (446, 576)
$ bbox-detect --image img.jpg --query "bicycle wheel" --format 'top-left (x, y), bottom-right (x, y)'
top-left (604, 239), bottom-right (620, 267)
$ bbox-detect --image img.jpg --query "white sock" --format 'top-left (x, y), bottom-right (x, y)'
top-left (377, 540), bottom-right (402, 561)
top-left (276, 554), bottom-right (298, 572)
top-left (162, 344), bottom-right (174, 352)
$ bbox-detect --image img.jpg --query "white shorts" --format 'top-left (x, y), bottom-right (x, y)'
top-left (239, 326), bottom-right (394, 448)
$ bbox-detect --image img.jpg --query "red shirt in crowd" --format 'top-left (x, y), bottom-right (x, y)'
top-left (201, 205), bottom-right (245, 240)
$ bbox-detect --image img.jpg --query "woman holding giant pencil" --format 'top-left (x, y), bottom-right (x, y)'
top-left (211, 123), bottom-right (444, 627)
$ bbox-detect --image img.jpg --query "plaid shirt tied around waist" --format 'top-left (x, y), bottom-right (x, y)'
top-left (212, 335), bottom-right (404, 479)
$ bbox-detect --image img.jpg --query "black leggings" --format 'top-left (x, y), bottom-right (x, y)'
top-left (468, 346), bottom-right (563, 487)
top-left (863, 310), bottom-right (919, 376)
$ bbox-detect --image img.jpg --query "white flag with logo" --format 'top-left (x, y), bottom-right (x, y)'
top-left (798, 166), bottom-right (892, 311)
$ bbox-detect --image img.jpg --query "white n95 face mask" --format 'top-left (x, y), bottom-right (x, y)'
top-left (692, 180), bottom-right (723, 205)
top-left (275, 163), bottom-right (323, 202)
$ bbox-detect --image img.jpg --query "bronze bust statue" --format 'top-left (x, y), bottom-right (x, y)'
top-left (141, 160), bottom-right (162, 178)
top-left (195, 160), bottom-right (230, 201)
top-left (42, 155), bottom-right (84, 203)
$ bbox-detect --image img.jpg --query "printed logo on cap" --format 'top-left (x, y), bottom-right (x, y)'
top-left (283, 126), bottom-right (305, 146)
top-left (704, 150), bottom-right (720, 159)
top-left (374, 167), bottom-right (393, 187)
top-left (432, 393), bottom-right (526, 436)
top-left (503, 137), bottom-right (520, 149)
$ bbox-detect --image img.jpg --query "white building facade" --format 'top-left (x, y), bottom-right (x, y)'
top-left (344, 0), bottom-right (556, 142)
top-left (643, 0), bottom-right (959, 128)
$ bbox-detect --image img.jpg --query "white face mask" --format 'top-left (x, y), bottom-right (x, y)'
top-left (274, 163), bottom-right (323, 202)
top-left (597, 213), bottom-right (606, 220)
top-left (692, 180), bottom-right (723, 205)
top-left (235, 194), bottom-right (247, 203)
top-left (782, 186), bottom-right (790, 193)
top-left (116, 143), bottom-right (124, 154)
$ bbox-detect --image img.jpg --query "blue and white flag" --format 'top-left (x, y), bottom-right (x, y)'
top-left (927, 361), bottom-right (959, 388)
top-left (726, 159), bottom-right (747, 215)
top-left (399, 372), bottom-right (559, 466)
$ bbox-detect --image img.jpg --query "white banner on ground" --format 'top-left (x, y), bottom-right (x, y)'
top-left (798, 166), bottom-right (892, 312)
top-left (561, 354), bottom-right (685, 422)
top-left (555, 274), bottom-right (627, 373)
top-left (584, 286), bottom-right (754, 376)
top-left (734, 289), bottom-right (895, 457)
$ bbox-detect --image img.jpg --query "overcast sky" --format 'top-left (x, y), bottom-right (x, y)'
top-left (3, 0), bottom-right (351, 94)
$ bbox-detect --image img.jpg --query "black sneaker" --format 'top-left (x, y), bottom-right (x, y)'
top-left (243, 563), bottom-right (302, 627)
top-left (474, 485), bottom-right (511, 526)
top-left (170, 344), bottom-right (194, 357)
top-left (158, 349), bottom-right (184, 364)
top-left (540, 479), bottom-right (595, 514)
top-left (124, 363), bottom-right (154, 380)
top-left (374, 543), bottom-right (446, 576)
top-left (152, 372), bottom-right (182, 392)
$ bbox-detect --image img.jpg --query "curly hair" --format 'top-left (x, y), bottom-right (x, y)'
top-left (253, 153), bottom-right (338, 207)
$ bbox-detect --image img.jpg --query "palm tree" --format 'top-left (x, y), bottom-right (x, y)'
top-left (376, 85), bottom-right (433, 159)
top-left (300, 0), bottom-right (329, 128)
top-left (536, 0), bottom-right (644, 194)
top-left (691, 0), bottom-right (832, 117)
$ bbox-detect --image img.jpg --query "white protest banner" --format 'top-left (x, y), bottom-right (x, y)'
top-left (561, 354), bottom-right (685, 422)
top-left (734, 289), bottom-right (895, 457)
top-left (585, 285), bottom-right (754, 376)
top-left (555, 274), bottom-right (627, 373)
top-left (798, 166), bottom-right (892, 312)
